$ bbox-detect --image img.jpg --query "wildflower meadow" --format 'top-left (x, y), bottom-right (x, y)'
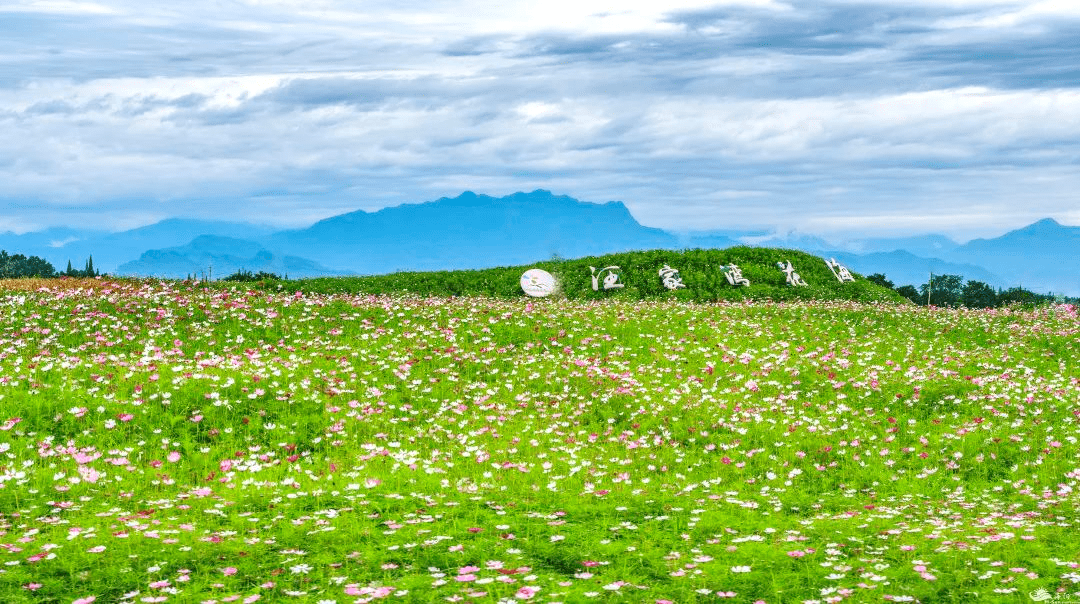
top-left (0, 278), bottom-right (1078, 603)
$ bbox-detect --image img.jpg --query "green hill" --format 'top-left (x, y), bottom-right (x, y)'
top-left (254, 247), bottom-right (909, 304)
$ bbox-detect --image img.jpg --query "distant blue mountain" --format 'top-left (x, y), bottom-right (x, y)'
top-left (820, 250), bottom-right (1006, 290)
top-left (0, 219), bottom-right (274, 274)
top-left (944, 218), bottom-right (1080, 294)
top-left (115, 235), bottom-right (341, 279)
top-left (2, 191), bottom-right (1077, 295)
top-left (842, 234), bottom-right (960, 258)
top-left (267, 190), bottom-right (681, 273)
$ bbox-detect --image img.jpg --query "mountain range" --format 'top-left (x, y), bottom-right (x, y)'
top-left (2, 191), bottom-right (1077, 295)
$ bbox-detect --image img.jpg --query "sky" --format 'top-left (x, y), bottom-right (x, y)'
top-left (2, 0), bottom-right (1080, 240)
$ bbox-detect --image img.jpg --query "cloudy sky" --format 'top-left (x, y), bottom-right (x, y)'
top-left (2, 0), bottom-right (1079, 239)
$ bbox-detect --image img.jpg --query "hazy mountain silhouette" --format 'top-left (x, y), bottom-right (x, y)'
top-left (842, 234), bottom-right (960, 258)
top-left (944, 218), bottom-right (1080, 294)
top-left (2, 192), bottom-right (1076, 295)
top-left (267, 190), bottom-right (681, 273)
top-left (0, 219), bottom-right (273, 274)
top-left (820, 250), bottom-right (1006, 290)
top-left (115, 235), bottom-right (340, 279)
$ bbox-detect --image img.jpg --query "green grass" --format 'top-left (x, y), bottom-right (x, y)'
top-left (0, 278), bottom-right (1076, 604)
top-left (229, 247), bottom-right (909, 305)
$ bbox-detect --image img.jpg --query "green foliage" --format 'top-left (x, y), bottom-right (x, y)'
top-left (243, 247), bottom-right (909, 304)
top-left (866, 272), bottom-right (894, 289)
top-left (222, 269), bottom-right (284, 282)
top-left (919, 273), bottom-right (963, 307)
top-left (897, 275), bottom-right (1073, 309)
top-left (63, 254), bottom-right (100, 277)
top-left (0, 249), bottom-right (57, 278)
top-left (894, 284), bottom-right (920, 304)
top-left (961, 280), bottom-right (998, 308)
top-left (998, 286), bottom-right (1042, 307)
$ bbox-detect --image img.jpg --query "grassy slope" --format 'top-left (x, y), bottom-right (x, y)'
top-left (260, 247), bottom-right (908, 304)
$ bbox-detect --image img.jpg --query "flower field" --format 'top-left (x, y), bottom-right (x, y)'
top-left (0, 280), bottom-right (1078, 604)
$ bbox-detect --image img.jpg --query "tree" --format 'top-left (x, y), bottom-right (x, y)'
top-left (894, 285), bottom-right (920, 304)
top-left (998, 286), bottom-right (1040, 307)
top-left (0, 250), bottom-right (57, 278)
top-left (23, 255), bottom-right (56, 278)
top-left (961, 280), bottom-right (997, 308)
top-left (866, 273), bottom-right (894, 290)
top-left (919, 274), bottom-right (963, 307)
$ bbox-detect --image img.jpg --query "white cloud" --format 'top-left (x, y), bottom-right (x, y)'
top-left (0, 0), bottom-right (119, 15)
top-left (932, 0), bottom-right (1080, 29)
top-left (2, 0), bottom-right (1079, 238)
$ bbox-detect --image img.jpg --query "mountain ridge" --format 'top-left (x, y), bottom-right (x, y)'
top-left (3, 191), bottom-right (1076, 295)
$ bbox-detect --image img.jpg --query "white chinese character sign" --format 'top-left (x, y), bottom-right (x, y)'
top-left (825, 258), bottom-right (856, 283)
top-left (722, 264), bottom-right (750, 287)
top-left (520, 268), bottom-right (556, 297)
top-left (658, 265), bottom-right (686, 290)
top-left (777, 260), bottom-right (808, 286)
top-left (590, 266), bottom-right (625, 291)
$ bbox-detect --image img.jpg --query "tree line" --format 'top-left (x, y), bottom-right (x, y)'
top-left (0, 250), bottom-right (99, 279)
top-left (866, 273), bottom-right (1077, 308)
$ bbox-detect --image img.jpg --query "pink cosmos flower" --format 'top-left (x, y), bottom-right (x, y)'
top-left (167, 451), bottom-right (182, 463)
top-left (222, 567), bottom-right (238, 576)
top-left (515, 586), bottom-right (540, 600)
top-left (73, 597), bottom-right (96, 604)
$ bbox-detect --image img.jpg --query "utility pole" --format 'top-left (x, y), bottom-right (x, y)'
top-left (927, 272), bottom-right (933, 306)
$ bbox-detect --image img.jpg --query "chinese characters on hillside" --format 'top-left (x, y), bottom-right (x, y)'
top-left (658, 265), bottom-right (686, 290)
top-left (826, 258), bottom-right (855, 283)
top-left (590, 266), bottom-right (624, 291)
top-left (722, 264), bottom-right (750, 287)
top-left (777, 260), bottom-right (808, 287)
top-left (522, 258), bottom-right (857, 296)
